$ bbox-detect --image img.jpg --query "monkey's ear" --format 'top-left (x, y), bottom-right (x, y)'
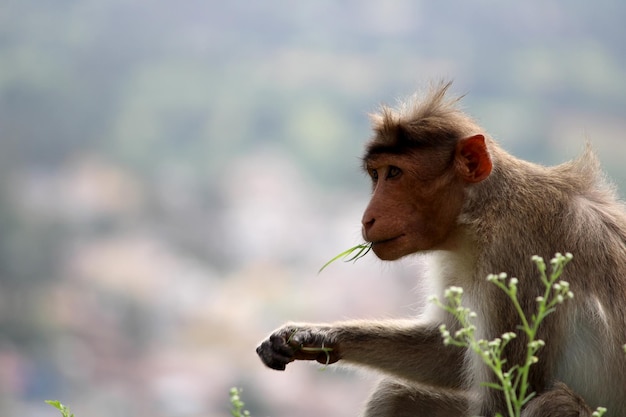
top-left (455, 134), bottom-right (492, 183)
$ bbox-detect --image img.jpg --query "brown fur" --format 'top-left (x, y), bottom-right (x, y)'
top-left (257, 82), bottom-right (626, 416)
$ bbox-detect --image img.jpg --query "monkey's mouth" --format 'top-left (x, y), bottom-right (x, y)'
top-left (371, 235), bottom-right (404, 246)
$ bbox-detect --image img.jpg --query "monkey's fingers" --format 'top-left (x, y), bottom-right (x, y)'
top-left (287, 329), bottom-right (340, 364)
top-left (294, 346), bottom-right (341, 365)
top-left (256, 333), bottom-right (297, 371)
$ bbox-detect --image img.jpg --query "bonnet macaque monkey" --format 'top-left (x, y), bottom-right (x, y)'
top-left (256, 82), bottom-right (626, 416)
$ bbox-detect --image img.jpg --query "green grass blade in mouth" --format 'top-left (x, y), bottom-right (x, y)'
top-left (318, 243), bottom-right (372, 273)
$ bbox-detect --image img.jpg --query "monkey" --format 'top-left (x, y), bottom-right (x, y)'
top-left (256, 81), bottom-right (626, 416)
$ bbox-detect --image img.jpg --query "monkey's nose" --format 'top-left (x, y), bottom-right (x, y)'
top-left (361, 217), bottom-right (375, 240)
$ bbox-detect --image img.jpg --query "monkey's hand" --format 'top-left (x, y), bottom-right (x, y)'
top-left (256, 324), bottom-right (341, 371)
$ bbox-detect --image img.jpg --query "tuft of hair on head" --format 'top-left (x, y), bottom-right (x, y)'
top-left (366, 80), bottom-right (482, 157)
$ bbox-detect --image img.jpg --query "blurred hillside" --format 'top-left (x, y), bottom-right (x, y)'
top-left (0, 1), bottom-right (625, 417)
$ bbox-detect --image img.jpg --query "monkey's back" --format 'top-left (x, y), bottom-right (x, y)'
top-left (468, 146), bottom-right (626, 414)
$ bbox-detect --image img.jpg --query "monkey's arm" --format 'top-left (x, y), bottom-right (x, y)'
top-left (256, 319), bottom-right (465, 389)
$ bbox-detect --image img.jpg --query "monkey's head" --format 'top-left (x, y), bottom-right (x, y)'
top-left (361, 83), bottom-right (493, 261)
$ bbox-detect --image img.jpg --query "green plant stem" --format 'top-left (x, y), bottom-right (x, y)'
top-left (45, 400), bottom-right (74, 417)
top-left (299, 345), bottom-right (334, 365)
top-left (433, 253), bottom-right (574, 417)
top-left (229, 387), bottom-right (251, 417)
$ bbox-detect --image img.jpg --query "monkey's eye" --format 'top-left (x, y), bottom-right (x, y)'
top-left (369, 168), bottom-right (379, 181)
top-left (387, 166), bottom-right (402, 179)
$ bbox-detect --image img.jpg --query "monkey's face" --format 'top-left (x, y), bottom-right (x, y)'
top-left (361, 151), bottom-right (466, 261)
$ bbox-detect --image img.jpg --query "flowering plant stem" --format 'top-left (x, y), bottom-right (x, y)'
top-left (229, 387), bottom-right (251, 417)
top-left (431, 253), bottom-right (575, 417)
top-left (45, 401), bottom-right (75, 417)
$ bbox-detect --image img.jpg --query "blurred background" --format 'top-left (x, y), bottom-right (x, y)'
top-left (1, 1), bottom-right (625, 416)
